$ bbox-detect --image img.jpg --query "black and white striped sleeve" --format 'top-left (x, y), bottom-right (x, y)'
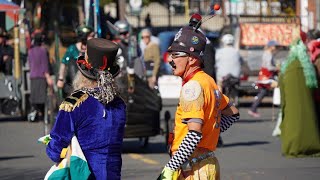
top-left (165, 130), bottom-right (202, 171)
top-left (220, 113), bottom-right (240, 133)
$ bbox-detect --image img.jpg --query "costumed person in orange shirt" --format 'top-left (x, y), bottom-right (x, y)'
top-left (158, 25), bottom-right (240, 179)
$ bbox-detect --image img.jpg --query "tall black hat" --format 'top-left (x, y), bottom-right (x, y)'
top-left (76, 38), bottom-right (120, 80)
top-left (167, 26), bottom-right (206, 60)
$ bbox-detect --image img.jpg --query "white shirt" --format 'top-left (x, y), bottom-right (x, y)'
top-left (215, 46), bottom-right (242, 82)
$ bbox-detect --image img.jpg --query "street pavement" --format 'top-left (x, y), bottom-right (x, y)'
top-left (0, 97), bottom-right (319, 180)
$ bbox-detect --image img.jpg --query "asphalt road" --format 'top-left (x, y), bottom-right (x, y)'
top-left (0, 98), bottom-right (319, 180)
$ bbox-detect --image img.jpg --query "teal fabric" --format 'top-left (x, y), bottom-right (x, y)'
top-left (61, 44), bottom-right (80, 65)
top-left (48, 168), bottom-right (70, 180)
top-left (69, 156), bottom-right (91, 180)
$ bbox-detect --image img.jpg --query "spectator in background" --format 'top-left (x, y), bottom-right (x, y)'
top-left (215, 34), bottom-right (242, 146)
top-left (139, 29), bottom-right (159, 57)
top-left (144, 13), bottom-right (152, 29)
top-left (215, 34), bottom-right (242, 90)
top-left (141, 28), bottom-right (160, 89)
top-left (280, 36), bottom-right (320, 157)
top-left (27, 33), bottom-right (53, 121)
top-left (0, 28), bottom-right (13, 75)
top-left (56, 26), bottom-right (94, 97)
top-left (111, 20), bottom-right (144, 96)
top-left (248, 40), bottom-right (279, 118)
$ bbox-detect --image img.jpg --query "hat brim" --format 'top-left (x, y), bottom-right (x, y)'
top-left (167, 41), bottom-right (189, 53)
top-left (76, 56), bottom-right (120, 80)
top-left (167, 41), bottom-right (203, 60)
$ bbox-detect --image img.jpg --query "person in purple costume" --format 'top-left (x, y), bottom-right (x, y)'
top-left (46, 38), bottom-right (126, 179)
top-left (28, 33), bottom-right (53, 121)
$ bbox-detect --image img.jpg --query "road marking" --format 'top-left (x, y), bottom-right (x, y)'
top-left (128, 153), bottom-right (160, 165)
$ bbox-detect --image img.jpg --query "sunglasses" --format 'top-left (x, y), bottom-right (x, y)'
top-left (168, 52), bottom-right (189, 68)
top-left (142, 36), bottom-right (150, 39)
top-left (169, 52), bottom-right (189, 59)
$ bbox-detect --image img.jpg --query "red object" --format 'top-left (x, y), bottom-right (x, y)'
top-left (0, 3), bottom-right (20, 24)
top-left (163, 52), bottom-right (169, 63)
top-left (240, 74), bottom-right (248, 81)
top-left (167, 132), bottom-right (174, 146)
top-left (256, 67), bottom-right (273, 89)
top-left (182, 68), bottom-right (201, 86)
top-left (258, 67), bottom-right (272, 81)
top-left (213, 4), bottom-right (220, 11)
top-left (191, 13), bottom-right (202, 21)
top-left (300, 29), bottom-right (307, 44)
top-left (308, 40), bottom-right (320, 63)
top-left (99, 56), bottom-right (108, 70)
top-left (77, 60), bottom-right (92, 69)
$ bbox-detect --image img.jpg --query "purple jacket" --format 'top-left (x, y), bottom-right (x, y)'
top-left (28, 46), bottom-right (49, 78)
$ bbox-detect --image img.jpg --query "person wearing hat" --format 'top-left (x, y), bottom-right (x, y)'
top-left (189, 14), bottom-right (225, 148)
top-left (27, 33), bottom-right (53, 121)
top-left (189, 13), bottom-right (216, 81)
top-left (46, 38), bottom-right (126, 179)
top-left (159, 26), bottom-right (240, 180)
top-left (215, 34), bottom-right (242, 91)
top-left (0, 27), bottom-right (14, 75)
top-left (56, 25), bottom-right (95, 97)
top-left (111, 20), bottom-right (143, 95)
top-left (248, 40), bottom-right (279, 118)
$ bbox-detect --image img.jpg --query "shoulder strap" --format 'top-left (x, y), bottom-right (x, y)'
top-left (59, 91), bottom-right (89, 112)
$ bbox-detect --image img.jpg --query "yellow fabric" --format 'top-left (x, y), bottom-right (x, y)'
top-left (59, 92), bottom-right (88, 112)
top-left (176, 148), bottom-right (220, 180)
top-left (173, 171), bottom-right (179, 180)
top-left (177, 156), bottom-right (220, 180)
top-left (60, 148), bottom-right (68, 159)
top-left (171, 71), bottom-right (229, 152)
top-left (160, 167), bottom-right (176, 180)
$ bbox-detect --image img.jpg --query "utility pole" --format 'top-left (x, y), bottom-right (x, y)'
top-left (185, 0), bottom-right (189, 22)
top-left (78, 0), bottom-right (85, 25)
top-left (117, 0), bottom-right (126, 20)
top-left (168, 0), bottom-right (171, 31)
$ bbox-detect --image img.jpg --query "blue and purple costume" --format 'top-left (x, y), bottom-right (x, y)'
top-left (46, 90), bottom-right (126, 179)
